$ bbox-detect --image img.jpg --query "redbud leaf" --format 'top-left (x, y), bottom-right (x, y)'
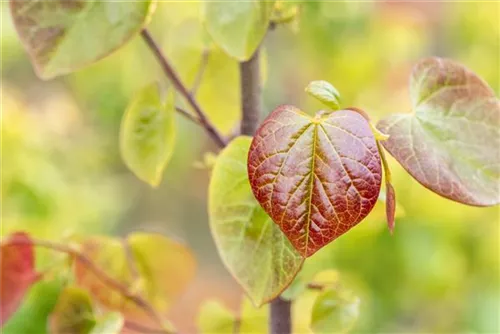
top-left (248, 106), bottom-right (382, 257)
top-left (74, 233), bottom-right (195, 323)
top-left (209, 136), bottom-right (304, 306)
top-left (310, 288), bottom-right (360, 334)
top-left (0, 232), bottom-right (41, 325)
top-left (9, 0), bottom-right (156, 79)
top-left (305, 81), bottom-right (341, 111)
top-left (377, 57), bottom-right (500, 206)
top-left (120, 83), bottom-right (176, 187)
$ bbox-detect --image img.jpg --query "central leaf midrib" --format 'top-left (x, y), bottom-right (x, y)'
top-left (304, 124), bottom-right (318, 255)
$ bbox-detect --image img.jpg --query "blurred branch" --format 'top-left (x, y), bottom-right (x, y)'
top-left (141, 29), bottom-right (226, 148)
top-left (175, 106), bottom-right (201, 125)
top-left (10, 237), bottom-right (174, 334)
top-left (190, 49), bottom-right (210, 96)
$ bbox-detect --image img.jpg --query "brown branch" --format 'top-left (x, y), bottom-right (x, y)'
top-left (10, 237), bottom-right (173, 334)
top-left (141, 29), bottom-right (226, 148)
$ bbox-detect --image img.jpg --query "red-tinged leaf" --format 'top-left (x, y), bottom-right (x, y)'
top-left (377, 57), bottom-right (500, 206)
top-left (386, 183), bottom-right (396, 234)
top-left (248, 106), bottom-right (382, 257)
top-left (0, 232), bottom-right (41, 325)
top-left (73, 233), bottom-right (195, 324)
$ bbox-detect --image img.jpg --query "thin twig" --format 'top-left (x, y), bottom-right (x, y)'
top-left (190, 49), bottom-right (210, 96)
top-left (306, 283), bottom-right (325, 291)
top-left (141, 29), bottom-right (226, 148)
top-left (175, 106), bottom-right (200, 124)
top-left (9, 237), bottom-right (173, 334)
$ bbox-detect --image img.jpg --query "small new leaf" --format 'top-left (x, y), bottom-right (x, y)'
top-left (9, 0), bottom-right (156, 79)
top-left (305, 81), bottom-right (341, 111)
top-left (311, 289), bottom-right (360, 334)
top-left (0, 232), bottom-right (41, 325)
top-left (377, 57), bottom-right (500, 206)
top-left (209, 137), bottom-right (304, 306)
top-left (120, 83), bottom-right (176, 187)
top-left (248, 106), bottom-right (382, 257)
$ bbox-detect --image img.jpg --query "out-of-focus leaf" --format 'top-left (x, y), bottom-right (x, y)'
top-left (2, 280), bottom-right (62, 334)
top-left (48, 286), bottom-right (96, 334)
top-left (9, 0), bottom-right (156, 79)
top-left (310, 289), bottom-right (360, 334)
top-left (270, 1), bottom-right (300, 24)
top-left (377, 57), bottom-right (500, 206)
top-left (74, 233), bottom-right (195, 323)
top-left (239, 297), bottom-right (268, 333)
top-left (203, 0), bottom-right (275, 60)
top-left (90, 313), bottom-right (123, 334)
top-left (0, 232), bottom-right (41, 325)
top-left (248, 106), bottom-right (382, 257)
top-left (305, 81), bottom-right (341, 110)
top-left (120, 83), bottom-right (176, 187)
top-left (209, 137), bottom-right (304, 306)
top-left (197, 300), bottom-right (235, 334)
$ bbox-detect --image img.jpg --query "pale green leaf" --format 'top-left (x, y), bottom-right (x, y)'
top-left (197, 300), bottom-right (235, 334)
top-left (90, 313), bottom-right (123, 334)
top-left (203, 0), bottom-right (276, 60)
top-left (9, 0), bottom-right (156, 79)
top-left (305, 80), bottom-right (341, 110)
top-left (310, 289), bottom-right (360, 334)
top-left (209, 136), bottom-right (304, 306)
top-left (120, 83), bottom-right (176, 187)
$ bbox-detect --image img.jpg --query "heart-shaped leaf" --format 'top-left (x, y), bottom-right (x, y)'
top-left (120, 83), bottom-right (176, 187)
top-left (248, 106), bottom-right (382, 257)
top-left (9, 0), bottom-right (156, 79)
top-left (48, 287), bottom-right (96, 334)
top-left (209, 136), bottom-right (304, 306)
top-left (203, 0), bottom-right (275, 60)
top-left (377, 57), bottom-right (500, 206)
top-left (74, 233), bottom-right (195, 322)
top-left (0, 232), bottom-right (41, 325)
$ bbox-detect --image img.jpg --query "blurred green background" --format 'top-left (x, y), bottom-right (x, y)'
top-left (2, 1), bottom-right (499, 333)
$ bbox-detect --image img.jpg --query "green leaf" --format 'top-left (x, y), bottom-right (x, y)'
top-left (310, 289), bottom-right (360, 334)
top-left (48, 286), bottom-right (96, 334)
top-left (9, 0), bottom-right (156, 79)
top-left (90, 313), bottom-right (123, 334)
top-left (377, 57), bottom-right (500, 206)
top-left (2, 280), bottom-right (63, 334)
top-left (203, 0), bottom-right (276, 60)
top-left (248, 106), bottom-right (382, 257)
top-left (209, 136), bottom-right (304, 306)
top-left (197, 300), bottom-right (235, 334)
top-left (74, 233), bottom-right (195, 323)
top-left (305, 81), bottom-right (341, 110)
top-left (120, 83), bottom-right (176, 187)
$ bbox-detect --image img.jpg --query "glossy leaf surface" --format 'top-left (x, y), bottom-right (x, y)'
top-left (377, 57), bottom-right (500, 206)
top-left (48, 287), bottom-right (96, 334)
top-left (120, 83), bottom-right (176, 187)
top-left (9, 0), bottom-right (155, 79)
top-left (74, 233), bottom-right (195, 320)
top-left (248, 106), bottom-right (382, 257)
top-left (310, 289), bottom-right (360, 334)
top-left (0, 232), bottom-right (40, 325)
top-left (203, 0), bottom-right (275, 60)
top-left (305, 80), bottom-right (341, 110)
top-left (209, 137), bottom-right (304, 306)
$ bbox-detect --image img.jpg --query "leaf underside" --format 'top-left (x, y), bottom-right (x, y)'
top-left (209, 137), bottom-right (304, 306)
top-left (248, 106), bottom-right (382, 257)
top-left (377, 57), bottom-right (500, 206)
top-left (9, 0), bottom-right (155, 79)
